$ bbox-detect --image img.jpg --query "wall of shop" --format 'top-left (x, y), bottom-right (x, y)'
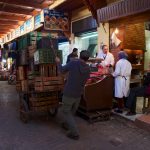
top-left (110, 22), bottom-right (145, 50)
top-left (124, 23), bottom-right (145, 50)
top-left (73, 37), bottom-right (89, 51)
top-left (145, 30), bottom-right (150, 70)
top-left (70, 7), bottom-right (92, 52)
top-left (97, 23), bottom-right (109, 53)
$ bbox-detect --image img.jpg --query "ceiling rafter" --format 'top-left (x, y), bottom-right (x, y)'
top-left (0, 31), bottom-right (10, 34)
top-left (0, 24), bottom-right (18, 29)
top-left (0, 0), bottom-right (54, 9)
top-left (82, 0), bottom-right (107, 24)
top-left (0, 20), bottom-right (19, 25)
top-left (0, 4), bottom-right (37, 16)
top-left (0, 0), bottom-right (58, 39)
top-left (0, 13), bottom-right (27, 21)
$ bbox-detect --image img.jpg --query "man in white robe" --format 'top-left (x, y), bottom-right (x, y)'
top-left (97, 45), bottom-right (114, 67)
top-left (112, 51), bottom-right (132, 113)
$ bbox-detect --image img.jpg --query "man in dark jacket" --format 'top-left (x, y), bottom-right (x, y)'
top-left (126, 73), bottom-right (150, 116)
top-left (66, 48), bottom-right (78, 64)
top-left (55, 50), bottom-right (90, 140)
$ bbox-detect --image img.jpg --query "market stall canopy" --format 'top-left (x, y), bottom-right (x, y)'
top-left (0, 0), bottom-right (54, 37)
top-left (54, 0), bottom-right (107, 23)
top-left (97, 0), bottom-right (150, 23)
top-left (53, 0), bottom-right (84, 12)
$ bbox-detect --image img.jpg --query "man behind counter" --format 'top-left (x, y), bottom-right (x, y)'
top-left (97, 45), bottom-right (114, 67)
top-left (55, 50), bottom-right (90, 140)
top-left (66, 48), bottom-right (78, 64)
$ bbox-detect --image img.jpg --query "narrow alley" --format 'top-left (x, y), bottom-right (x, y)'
top-left (0, 81), bottom-right (150, 150)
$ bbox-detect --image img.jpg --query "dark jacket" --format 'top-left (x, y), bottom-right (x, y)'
top-left (66, 53), bottom-right (78, 64)
top-left (143, 73), bottom-right (150, 86)
top-left (58, 59), bottom-right (90, 98)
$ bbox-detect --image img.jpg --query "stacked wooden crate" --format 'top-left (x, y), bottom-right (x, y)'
top-left (28, 45), bottom-right (36, 58)
top-left (29, 92), bottom-right (59, 111)
top-left (34, 49), bottom-right (55, 64)
top-left (39, 64), bottom-right (57, 77)
top-left (16, 32), bottom-right (64, 121)
top-left (16, 66), bottom-right (28, 92)
top-left (34, 76), bottom-right (64, 92)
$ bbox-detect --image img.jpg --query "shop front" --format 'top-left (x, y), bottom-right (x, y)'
top-left (97, 0), bottom-right (150, 123)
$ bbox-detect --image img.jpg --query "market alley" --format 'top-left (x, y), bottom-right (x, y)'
top-left (0, 81), bottom-right (150, 150)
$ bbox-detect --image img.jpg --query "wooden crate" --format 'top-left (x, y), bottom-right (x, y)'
top-left (21, 80), bottom-right (28, 92)
top-left (34, 76), bottom-right (64, 92)
top-left (39, 64), bottom-right (57, 77)
top-left (16, 81), bottom-right (22, 92)
top-left (17, 66), bottom-right (25, 80)
top-left (30, 103), bottom-right (58, 112)
top-left (29, 92), bottom-right (59, 112)
top-left (28, 45), bottom-right (36, 58)
top-left (17, 66), bottom-right (28, 80)
top-left (29, 97), bottom-right (58, 107)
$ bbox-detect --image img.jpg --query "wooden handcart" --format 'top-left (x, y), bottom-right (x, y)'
top-left (19, 76), bottom-right (63, 123)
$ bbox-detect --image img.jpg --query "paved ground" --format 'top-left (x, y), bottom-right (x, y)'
top-left (0, 81), bottom-right (150, 150)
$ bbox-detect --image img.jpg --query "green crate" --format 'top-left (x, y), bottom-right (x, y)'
top-left (34, 49), bottom-right (55, 64)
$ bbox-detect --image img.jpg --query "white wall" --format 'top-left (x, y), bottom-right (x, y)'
top-left (145, 30), bottom-right (150, 70)
top-left (97, 23), bottom-right (110, 53)
top-left (74, 37), bottom-right (89, 53)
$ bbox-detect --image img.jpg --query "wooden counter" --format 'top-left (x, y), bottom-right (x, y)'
top-left (80, 75), bottom-right (114, 112)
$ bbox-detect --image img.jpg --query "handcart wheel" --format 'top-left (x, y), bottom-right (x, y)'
top-left (48, 108), bottom-right (58, 117)
top-left (20, 98), bottom-right (29, 123)
top-left (20, 111), bottom-right (28, 123)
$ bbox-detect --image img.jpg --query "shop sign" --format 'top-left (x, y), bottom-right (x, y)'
top-left (44, 9), bottom-right (69, 31)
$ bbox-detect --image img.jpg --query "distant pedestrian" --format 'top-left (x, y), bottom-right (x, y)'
top-left (55, 50), bottom-right (90, 140)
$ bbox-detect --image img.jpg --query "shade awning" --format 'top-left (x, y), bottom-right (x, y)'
top-left (97, 0), bottom-right (150, 23)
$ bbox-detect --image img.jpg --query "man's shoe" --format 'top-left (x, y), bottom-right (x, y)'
top-left (66, 132), bottom-right (79, 140)
top-left (114, 108), bottom-right (123, 114)
top-left (126, 111), bottom-right (136, 116)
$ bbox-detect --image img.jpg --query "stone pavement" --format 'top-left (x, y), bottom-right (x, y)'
top-left (0, 81), bottom-right (150, 150)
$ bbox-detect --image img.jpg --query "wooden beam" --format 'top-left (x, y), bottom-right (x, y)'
top-left (0, 4), bottom-right (38, 16)
top-left (0, 0), bottom-right (42, 9)
top-left (0, 24), bottom-right (18, 29)
top-left (0, 28), bottom-right (11, 31)
top-left (0, 31), bottom-right (9, 34)
top-left (0, 0), bottom-right (54, 9)
top-left (0, 20), bottom-right (18, 25)
top-left (0, 14), bottom-right (26, 21)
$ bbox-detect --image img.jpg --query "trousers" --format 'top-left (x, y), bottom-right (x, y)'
top-left (62, 96), bottom-right (80, 135)
top-left (127, 86), bottom-right (146, 112)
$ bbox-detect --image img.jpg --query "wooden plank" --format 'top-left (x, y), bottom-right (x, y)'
top-left (0, 20), bottom-right (19, 25)
top-left (0, 4), bottom-right (35, 16)
top-left (0, 14), bottom-right (26, 21)
top-left (0, 0), bottom-right (53, 9)
top-left (0, 24), bottom-right (18, 29)
top-left (0, 31), bottom-right (9, 34)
